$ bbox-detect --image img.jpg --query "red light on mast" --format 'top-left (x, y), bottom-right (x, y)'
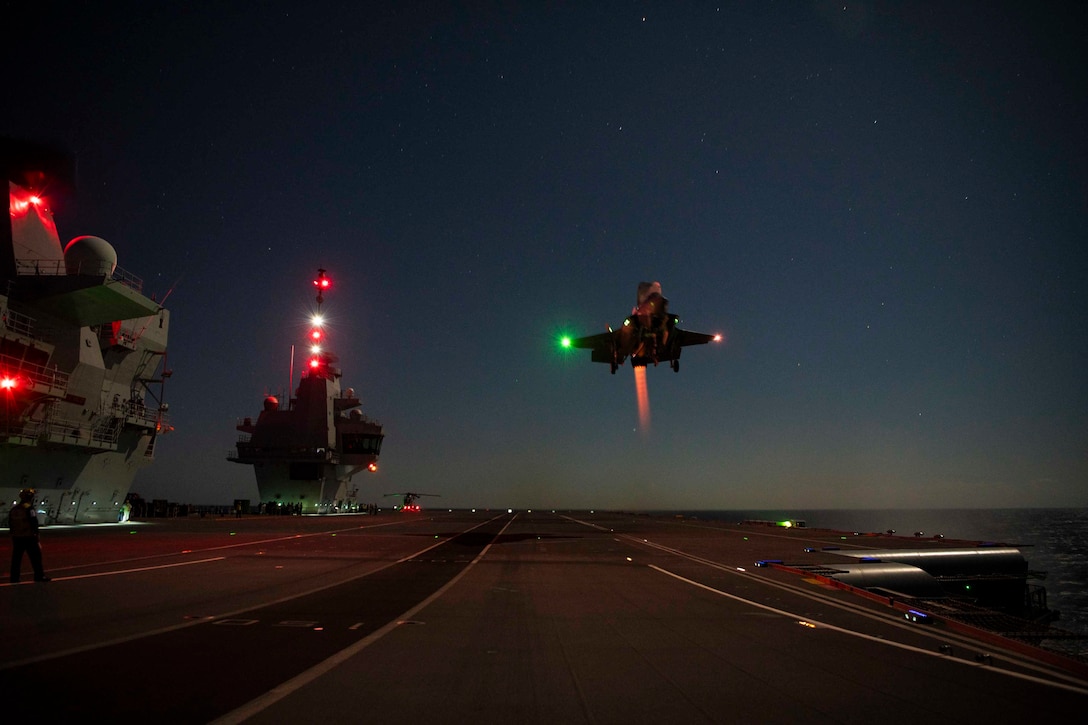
top-left (1, 375), bottom-right (18, 391)
top-left (314, 269), bottom-right (331, 303)
top-left (309, 269), bottom-right (331, 360)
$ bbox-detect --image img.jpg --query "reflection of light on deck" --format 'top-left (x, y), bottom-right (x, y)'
top-left (633, 365), bottom-right (650, 436)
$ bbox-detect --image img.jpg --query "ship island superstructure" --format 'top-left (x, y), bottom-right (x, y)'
top-left (228, 270), bottom-right (383, 513)
top-left (1, 139), bottom-right (170, 523)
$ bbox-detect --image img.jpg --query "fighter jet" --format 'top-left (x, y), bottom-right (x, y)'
top-left (563, 282), bottom-right (720, 373)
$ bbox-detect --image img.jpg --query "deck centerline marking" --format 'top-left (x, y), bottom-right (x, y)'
top-left (210, 515), bottom-right (516, 725)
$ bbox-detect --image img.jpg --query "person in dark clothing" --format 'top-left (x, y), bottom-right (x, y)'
top-left (8, 488), bottom-right (49, 583)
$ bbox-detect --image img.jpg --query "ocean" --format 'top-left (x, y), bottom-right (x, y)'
top-left (663, 508), bottom-right (1088, 650)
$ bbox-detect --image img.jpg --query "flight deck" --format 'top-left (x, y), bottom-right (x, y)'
top-left (2, 510), bottom-right (1085, 723)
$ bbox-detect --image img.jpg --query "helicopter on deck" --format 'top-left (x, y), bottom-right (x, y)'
top-left (384, 492), bottom-right (440, 512)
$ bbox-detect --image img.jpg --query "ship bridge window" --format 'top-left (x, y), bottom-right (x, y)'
top-left (342, 433), bottom-right (383, 455)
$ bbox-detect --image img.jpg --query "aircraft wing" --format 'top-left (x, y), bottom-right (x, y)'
top-left (569, 331), bottom-right (622, 364)
top-left (674, 328), bottom-right (717, 347)
top-left (569, 331), bottom-right (614, 352)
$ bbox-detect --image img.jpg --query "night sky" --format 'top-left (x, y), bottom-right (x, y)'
top-left (4, 2), bottom-right (1085, 509)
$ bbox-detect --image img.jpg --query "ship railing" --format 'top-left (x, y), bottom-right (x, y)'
top-left (126, 408), bottom-right (163, 429)
top-left (3, 419), bottom-right (42, 443)
top-left (17, 322), bottom-right (62, 346)
top-left (1, 306), bottom-right (37, 339)
top-left (90, 416), bottom-right (124, 446)
top-left (21, 417), bottom-right (120, 450)
top-left (112, 398), bottom-right (162, 429)
top-left (15, 258), bottom-right (145, 293)
top-left (110, 265), bottom-right (144, 292)
top-left (0, 353), bottom-right (70, 393)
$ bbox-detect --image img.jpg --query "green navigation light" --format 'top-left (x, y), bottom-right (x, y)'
top-left (560, 336), bottom-right (572, 348)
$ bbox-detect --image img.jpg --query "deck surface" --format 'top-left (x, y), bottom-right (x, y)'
top-left (2, 510), bottom-right (1085, 722)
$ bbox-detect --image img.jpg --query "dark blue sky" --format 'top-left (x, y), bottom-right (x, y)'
top-left (5, 2), bottom-right (1085, 508)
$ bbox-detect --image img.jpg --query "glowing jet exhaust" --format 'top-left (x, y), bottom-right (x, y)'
top-left (633, 364), bottom-right (650, 436)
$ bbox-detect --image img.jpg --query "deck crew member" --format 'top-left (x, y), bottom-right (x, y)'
top-left (8, 488), bottom-right (49, 583)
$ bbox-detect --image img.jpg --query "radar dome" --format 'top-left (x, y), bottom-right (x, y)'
top-left (64, 235), bottom-right (117, 276)
top-left (263, 396), bottom-right (280, 412)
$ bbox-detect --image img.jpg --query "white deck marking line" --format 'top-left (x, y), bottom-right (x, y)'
top-left (45, 518), bottom-right (414, 574)
top-left (650, 564), bottom-right (1088, 697)
top-left (16, 556), bottom-right (226, 583)
top-left (211, 515), bottom-right (516, 725)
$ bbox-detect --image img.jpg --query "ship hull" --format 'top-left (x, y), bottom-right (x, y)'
top-left (1, 430), bottom-right (156, 523)
top-left (252, 460), bottom-right (374, 513)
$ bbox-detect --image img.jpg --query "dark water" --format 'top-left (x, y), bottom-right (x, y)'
top-left (659, 508), bottom-right (1088, 644)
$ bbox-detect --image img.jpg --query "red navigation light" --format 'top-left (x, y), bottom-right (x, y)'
top-left (9, 191), bottom-right (46, 215)
top-left (367, 462), bottom-right (378, 472)
top-left (1, 375), bottom-right (17, 391)
top-left (309, 357), bottom-right (322, 370)
top-left (309, 328), bottom-right (323, 343)
top-left (314, 269), bottom-right (331, 304)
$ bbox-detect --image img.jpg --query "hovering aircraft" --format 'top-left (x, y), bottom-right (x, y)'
top-left (562, 282), bottom-right (721, 373)
top-left (384, 492), bottom-right (440, 512)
